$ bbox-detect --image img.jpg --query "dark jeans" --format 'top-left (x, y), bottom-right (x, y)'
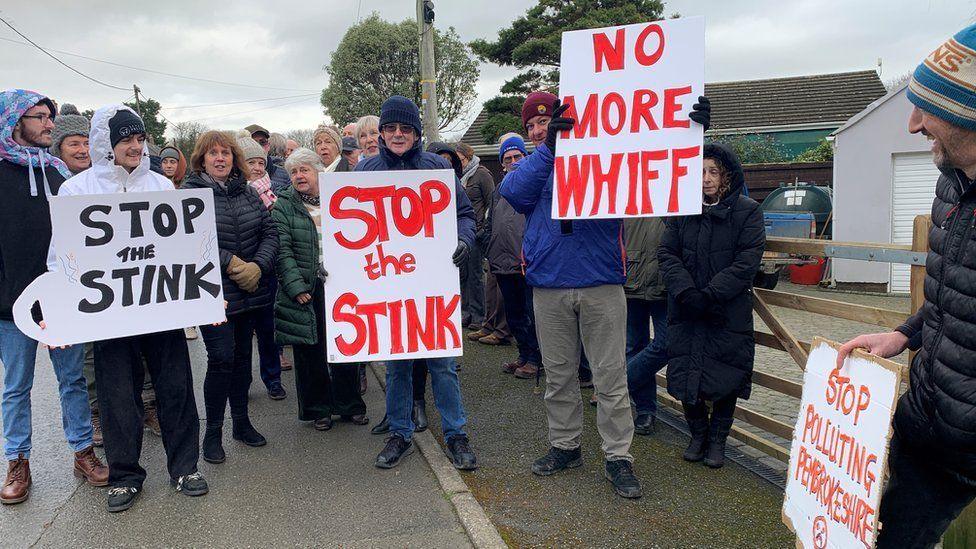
top-left (200, 308), bottom-right (263, 423)
top-left (626, 298), bottom-right (668, 415)
top-left (496, 273), bottom-right (541, 365)
top-left (94, 330), bottom-right (199, 488)
top-left (682, 395), bottom-right (737, 421)
top-left (292, 281), bottom-right (366, 421)
top-left (254, 277), bottom-right (282, 390)
top-left (460, 241), bottom-right (486, 326)
top-left (876, 430), bottom-right (976, 548)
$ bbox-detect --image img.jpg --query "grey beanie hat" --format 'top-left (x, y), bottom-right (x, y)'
top-left (50, 104), bottom-right (90, 157)
top-left (160, 146), bottom-right (181, 161)
top-left (237, 137), bottom-right (266, 161)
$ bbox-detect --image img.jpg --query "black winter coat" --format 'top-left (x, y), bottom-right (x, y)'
top-left (894, 167), bottom-right (976, 484)
top-left (183, 170), bottom-right (279, 316)
top-left (659, 144), bottom-right (765, 404)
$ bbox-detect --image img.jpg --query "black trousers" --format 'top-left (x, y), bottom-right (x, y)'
top-left (413, 359), bottom-right (427, 401)
top-left (683, 394), bottom-right (737, 421)
top-left (200, 309), bottom-right (263, 424)
top-left (876, 430), bottom-right (976, 548)
top-left (292, 281), bottom-right (367, 421)
top-left (94, 330), bottom-right (199, 487)
top-left (495, 273), bottom-right (541, 365)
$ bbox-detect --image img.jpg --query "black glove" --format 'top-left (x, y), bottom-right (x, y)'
top-left (316, 262), bottom-right (329, 283)
top-left (452, 240), bottom-right (470, 267)
top-left (688, 95), bottom-right (711, 131)
top-left (678, 289), bottom-right (709, 317)
top-left (545, 101), bottom-right (575, 153)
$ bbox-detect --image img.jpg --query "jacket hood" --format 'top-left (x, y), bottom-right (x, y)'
top-left (703, 143), bottom-right (746, 199)
top-left (86, 104), bottom-right (154, 191)
top-left (426, 141), bottom-right (462, 177)
top-left (0, 89), bottom-right (72, 193)
top-left (377, 134), bottom-right (422, 167)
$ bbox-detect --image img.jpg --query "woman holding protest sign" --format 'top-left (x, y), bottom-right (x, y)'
top-left (184, 131), bottom-right (279, 464)
top-left (271, 147), bottom-right (367, 431)
top-left (658, 143), bottom-right (765, 469)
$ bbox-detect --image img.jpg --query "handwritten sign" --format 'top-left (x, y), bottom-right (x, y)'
top-left (13, 189), bottom-right (225, 346)
top-left (782, 338), bottom-right (902, 549)
top-left (320, 170), bottom-right (462, 363)
top-left (554, 16), bottom-right (704, 220)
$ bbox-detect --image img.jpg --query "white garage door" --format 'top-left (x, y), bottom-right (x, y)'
top-left (891, 152), bottom-right (938, 293)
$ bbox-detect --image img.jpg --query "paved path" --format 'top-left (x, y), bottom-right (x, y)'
top-left (0, 339), bottom-right (471, 548)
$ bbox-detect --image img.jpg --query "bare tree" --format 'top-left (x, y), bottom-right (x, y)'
top-left (170, 121), bottom-right (209, 159)
top-left (286, 128), bottom-right (316, 149)
top-left (885, 72), bottom-right (912, 92)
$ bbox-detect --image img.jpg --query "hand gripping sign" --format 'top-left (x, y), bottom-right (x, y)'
top-left (321, 169), bottom-right (462, 363)
top-left (13, 189), bottom-right (226, 347)
top-left (554, 16), bottom-right (705, 219)
top-left (782, 338), bottom-right (902, 549)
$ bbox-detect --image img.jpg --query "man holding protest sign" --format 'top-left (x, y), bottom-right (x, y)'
top-left (837, 23), bottom-right (976, 548)
top-left (354, 95), bottom-right (480, 471)
top-left (55, 105), bottom-right (208, 513)
top-left (0, 89), bottom-right (106, 505)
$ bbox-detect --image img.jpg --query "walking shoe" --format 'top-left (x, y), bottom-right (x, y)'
top-left (144, 404), bottom-right (162, 436)
top-left (634, 413), bottom-right (657, 436)
top-left (375, 434), bottom-right (414, 469)
top-left (341, 414), bottom-right (370, 425)
top-left (446, 435), bottom-right (478, 471)
top-left (467, 328), bottom-right (490, 341)
top-left (531, 446), bottom-right (582, 476)
top-left (502, 359), bottom-right (524, 374)
top-left (683, 416), bottom-right (709, 462)
top-left (589, 393), bottom-right (598, 407)
top-left (514, 362), bottom-right (540, 379)
top-left (267, 381), bottom-right (287, 400)
top-left (478, 334), bottom-right (509, 346)
top-left (184, 326), bottom-right (198, 340)
top-left (314, 417), bottom-right (334, 431)
top-left (92, 413), bottom-right (103, 447)
top-left (605, 460), bottom-right (643, 499)
top-left (202, 424), bottom-right (225, 464)
top-left (704, 417), bottom-right (734, 469)
top-left (171, 472), bottom-right (209, 497)
top-left (412, 400), bottom-right (429, 432)
top-left (1, 455), bottom-right (30, 505)
top-left (359, 365), bottom-right (368, 395)
top-left (279, 350), bottom-right (293, 371)
top-left (106, 486), bottom-right (140, 513)
top-left (232, 417), bottom-right (267, 446)
top-left (370, 414), bottom-right (389, 435)
top-left (73, 446), bottom-right (109, 487)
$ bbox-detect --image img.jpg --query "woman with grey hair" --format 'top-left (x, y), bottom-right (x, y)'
top-left (271, 148), bottom-right (367, 431)
top-left (268, 133), bottom-right (287, 159)
top-left (355, 115), bottom-right (380, 158)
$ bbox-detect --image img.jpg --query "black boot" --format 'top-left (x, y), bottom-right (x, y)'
top-left (412, 400), bottom-right (429, 432)
top-left (232, 416), bottom-right (267, 447)
top-left (202, 423), bottom-right (225, 464)
top-left (371, 414), bottom-right (390, 435)
top-left (682, 414), bottom-right (709, 462)
top-left (704, 417), bottom-right (734, 468)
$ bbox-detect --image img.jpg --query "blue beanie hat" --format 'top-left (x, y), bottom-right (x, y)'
top-left (908, 24), bottom-right (976, 131)
top-left (379, 95), bottom-right (422, 136)
top-left (499, 135), bottom-right (527, 163)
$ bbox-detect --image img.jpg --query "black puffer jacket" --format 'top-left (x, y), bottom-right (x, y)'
top-left (659, 144), bottom-right (765, 404)
top-left (183, 170), bottom-right (279, 315)
top-left (895, 167), bottom-right (976, 484)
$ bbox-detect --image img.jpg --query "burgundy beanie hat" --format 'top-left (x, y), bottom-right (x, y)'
top-left (521, 91), bottom-right (559, 127)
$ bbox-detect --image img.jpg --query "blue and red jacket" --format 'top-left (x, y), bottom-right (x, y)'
top-left (499, 143), bottom-right (626, 289)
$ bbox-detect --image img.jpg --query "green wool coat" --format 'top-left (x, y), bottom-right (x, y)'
top-left (271, 186), bottom-right (321, 345)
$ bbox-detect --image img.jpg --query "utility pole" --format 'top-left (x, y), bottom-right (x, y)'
top-left (132, 84), bottom-right (143, 118)
top-left (417, 0), bottom-right (439, 142)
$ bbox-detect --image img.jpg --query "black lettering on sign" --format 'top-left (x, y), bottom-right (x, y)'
top-left (153, 203), bottom-right (178, 237)
top-left (80, 205), bottom-right (113, 246)
top-left (181, 197), bottom-right (204, 234)
top-left (78, 271), bottom-right (112, 313)
top-left (119, 202), bottom-right (150, 238)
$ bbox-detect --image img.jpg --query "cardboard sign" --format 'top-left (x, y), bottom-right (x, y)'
top-left (554, 16), bottom-right (705, 220)
top-left (320, 170), bottom-right (462, 363)
top-left (13, 189), bottom-right (226, 346)
top-left (782, 338), bottom-right (902, 549)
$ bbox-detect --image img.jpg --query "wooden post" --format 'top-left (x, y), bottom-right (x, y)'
top-left (909, 215), bottom-right (930, 366)
top-left (416, 0), bottom-right (439, 142)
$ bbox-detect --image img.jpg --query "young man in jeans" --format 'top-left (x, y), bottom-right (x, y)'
top-left (0, 89), bottom-right (108, 505)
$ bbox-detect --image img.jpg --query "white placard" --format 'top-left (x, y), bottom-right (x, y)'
top-left (13, 189), bottom-right (225, 346)
top-left (782, 338), bottom-right (902, 549)
top-left (554, 16), bottom-right (705, 219)
top-left (320, 170), bottom-right (462, 363)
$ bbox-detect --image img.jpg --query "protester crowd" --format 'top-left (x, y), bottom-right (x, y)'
top-left (1, 21), bottom-right (974, 548)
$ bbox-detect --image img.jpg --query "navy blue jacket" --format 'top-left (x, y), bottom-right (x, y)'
top-left (355, 138), bottom-right (476, 248)
top-left (499, 143), bottom-right (625, 289)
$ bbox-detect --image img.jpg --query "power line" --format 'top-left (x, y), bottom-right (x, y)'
top-left (0, 16), bottom-right (129, 91)
top-left (0, 35), bottom-right (321, 93)
top-left (161, 93), bottom-right (319, 110)
top-left (176, 96), bottom-right (318, 124)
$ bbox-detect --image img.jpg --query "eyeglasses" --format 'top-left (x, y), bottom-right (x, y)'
top-left (380, 123), bottom-right (416, 136)
top-left (21, 113), bottom-right (55, 124)
top-left (502, 153), bottom-right (525, 165)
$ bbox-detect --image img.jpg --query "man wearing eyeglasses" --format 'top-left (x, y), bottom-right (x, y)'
top-left (0, 89), bottom-right (107, 505)
top-left (355, 95), bottom-right (479, 471)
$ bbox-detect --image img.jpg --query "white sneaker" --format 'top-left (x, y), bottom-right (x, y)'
top-left (184, 326), bottom-right (198, 340)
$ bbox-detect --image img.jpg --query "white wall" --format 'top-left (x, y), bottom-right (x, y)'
top-left (832, 88), bottom-right (932, 287)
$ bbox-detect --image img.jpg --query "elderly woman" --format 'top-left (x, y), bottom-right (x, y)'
top-left (355, 115), bottom-right (380, 158)
top-left (271, 147), bottom-right (367, 431)
top-left (183, 131), bottom-right (279, 464)
top-left (312, 125), bottom-right (341, 169)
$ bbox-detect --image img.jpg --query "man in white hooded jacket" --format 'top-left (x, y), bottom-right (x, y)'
top-left (54, 105), bottom-right (208, 513)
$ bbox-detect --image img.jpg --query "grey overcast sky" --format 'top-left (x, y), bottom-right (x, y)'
top-left (0, 0), bottom-right (973, 139)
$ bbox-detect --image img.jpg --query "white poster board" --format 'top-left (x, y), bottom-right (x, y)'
top-left (782, 338), bottom-right (902, 549)
top-left (554, 16), bottom-right (705, 220)
top-left (320, 170), bottom-right (462, 363)
top-left (13, 189), bottom-right (225, 346)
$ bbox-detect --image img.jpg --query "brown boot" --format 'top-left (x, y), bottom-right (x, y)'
top-left (502, 359), bottom-right (525, 374)
top-left (144, 404), bottom-right (162, 436)
top-left (467, 328), bottom-right (490, 341)
top-left (92, 411), bottom-right (103, 448)
top-left (73, 446), bottom-right (109, 487)
top-left (514, 362), bottom-right (540, 379)
top-left (1, 455), bottom-right (31, 504)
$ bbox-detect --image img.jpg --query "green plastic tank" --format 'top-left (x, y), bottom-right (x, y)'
top-left (761, 184), bottom-right (833, 238)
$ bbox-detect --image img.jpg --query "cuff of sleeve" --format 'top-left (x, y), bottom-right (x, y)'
top-left (894, 324), bottom-right (922, 352)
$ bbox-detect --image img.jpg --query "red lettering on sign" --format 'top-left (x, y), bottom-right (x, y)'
top-left (330, 181), bottom-right (452, 250)
top-left (669, 146), bottom-right (699, 213)
top-left (634, 23), bottom-right (665, 67)
top-left (554, 154), bottom-right (590, 218)
top-left (592, 27), bottom-right (626, 72)
top-left (663, 86), bottom-right (692, 129)
top-left (330, 292), bottom-right (461, 357)
top-left (590, 153), bottom-right (624, 216)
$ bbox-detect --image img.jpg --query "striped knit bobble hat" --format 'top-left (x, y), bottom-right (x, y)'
top-left (908, 23), bottom-right (976, 130)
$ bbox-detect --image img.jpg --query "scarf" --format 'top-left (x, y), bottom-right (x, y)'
top-left (0, 90), bottom-right (73, 197)
top-left (299, 192), bottom-right (320, 206)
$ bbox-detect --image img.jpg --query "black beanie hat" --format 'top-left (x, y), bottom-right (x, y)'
top-left (109, 109), bottom-right (146, 149)
top-left (379, 95), bottom-right (422, 136)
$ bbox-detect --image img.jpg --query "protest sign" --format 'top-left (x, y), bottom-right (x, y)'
top-left (782, 338), bottom-right (902, 549)
top-left (13, 189), bottom-right (225, 347)
top-left (320, 169), bottom-right (462, 363)
top-left (554, 16), bottom-right (705, 220)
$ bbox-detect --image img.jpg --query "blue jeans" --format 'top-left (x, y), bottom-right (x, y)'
top-left (0, 320), bottom-right (92, 460)
top-left (255, 276), bottom-right (282, 390)
top-left (625, 299), bottom-right (669, 415)
top-left (385, 357), bottom-right (466, 441)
